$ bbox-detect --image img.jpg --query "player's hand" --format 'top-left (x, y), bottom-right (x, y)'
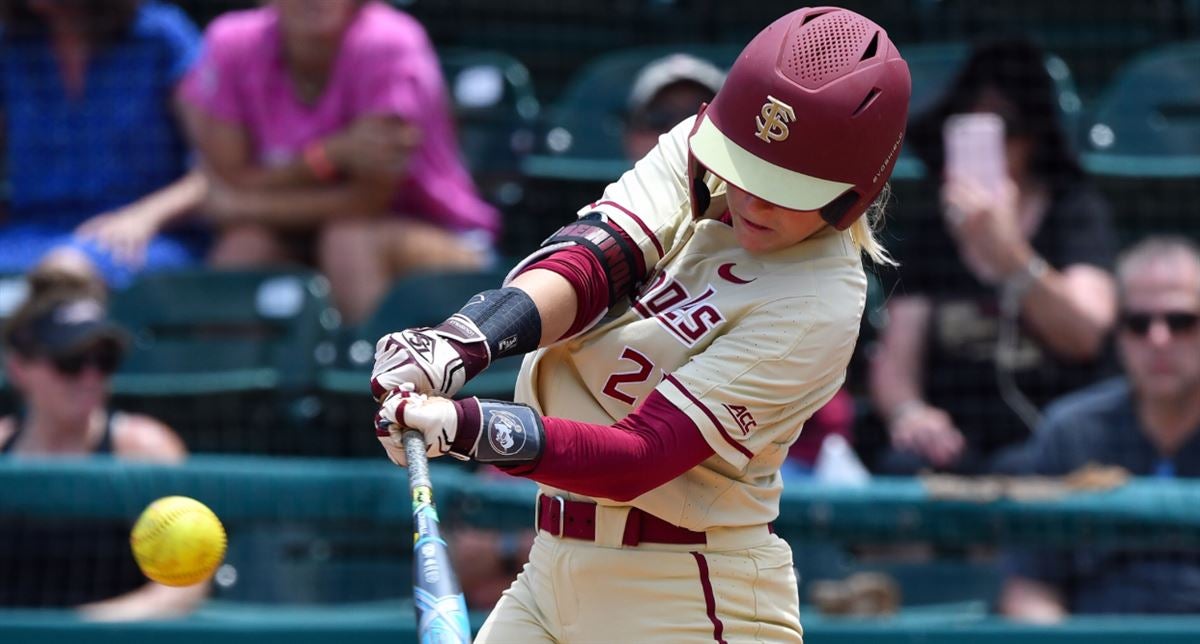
top-left (371, 320), bottom-right (489, 401)
top-left (375, 385), bottom-right (461, 467)
top-left (887, 402), bottom-right (964, 468)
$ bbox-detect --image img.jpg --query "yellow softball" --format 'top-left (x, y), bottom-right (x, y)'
top-left (130, 496), bottom-right (227, 587)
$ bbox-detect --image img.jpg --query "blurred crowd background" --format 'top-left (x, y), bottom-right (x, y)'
top-left (3, 0), bottom-right (1200, 641)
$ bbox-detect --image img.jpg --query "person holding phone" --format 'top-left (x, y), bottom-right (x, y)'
top-left (868, 39), bottom-right (1119, 474)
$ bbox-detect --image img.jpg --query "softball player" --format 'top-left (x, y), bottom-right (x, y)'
top-left (372, 7), bottom-right (910, 641)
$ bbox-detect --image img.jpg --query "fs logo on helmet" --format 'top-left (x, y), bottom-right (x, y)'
top-left (754, 95), bottom-right (795, 143)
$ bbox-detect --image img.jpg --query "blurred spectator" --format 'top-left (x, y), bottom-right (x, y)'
top-left (0, 0), bottom-right (207, 287)
top-left (1000, 236), bottom-right (1200, 621)
top-left (0, 264), bottom-right (203, 620)
top-left (622, 53), bottom-right (724, 162)
top-left (869, 39), bottom-right (1118, 474)
top-left (179, 0), bottom-right (499, 323)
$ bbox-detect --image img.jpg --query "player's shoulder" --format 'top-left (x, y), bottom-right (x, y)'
top-left (755, 230), bottom-right (866, 301)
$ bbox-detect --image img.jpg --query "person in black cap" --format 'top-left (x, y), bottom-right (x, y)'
top-left (0, 265), bottom-right (204, 620)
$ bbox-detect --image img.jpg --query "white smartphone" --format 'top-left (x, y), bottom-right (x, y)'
top-left (943, 112), bottom-right (1007, 199)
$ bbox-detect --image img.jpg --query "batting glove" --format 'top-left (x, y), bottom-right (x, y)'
top-left (370, 316), bottom-right (491, 401)
top-left (375, 385), bottom-right (467, 467)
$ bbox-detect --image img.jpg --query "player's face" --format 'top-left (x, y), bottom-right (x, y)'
top-left (1118, 256), bottom-right (1200, 404)
top-left (725, 184), bottom-right (827, 254)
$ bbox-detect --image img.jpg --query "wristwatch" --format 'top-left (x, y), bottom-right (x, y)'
top-left (1002, 254), bottom-right (1049, 309)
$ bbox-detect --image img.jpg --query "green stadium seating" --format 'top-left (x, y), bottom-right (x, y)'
top-left (522, 43), bottom-right (741, 183)
top-left (1082, 41), bottom-right (1200, 177)
top-left (110, 270), bottom-right (338, 396)
top-left (1080, 41), bottom-right (1200, 244)
top-left (439, 48), bottom-right (540, 211)
top-left (933, 0), bottom-right (1189, 100)
top-left (106, 270), bottom-right (340, 454)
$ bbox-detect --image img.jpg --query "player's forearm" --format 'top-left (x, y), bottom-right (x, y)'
top-left (77, 581), bottom-right (208, 622)
top-left (458, 391), bottom-right (714, 502)
top-left (509, 269), bottom-right (580, 346)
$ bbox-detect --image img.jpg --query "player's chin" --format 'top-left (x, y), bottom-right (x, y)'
top-left (733, 226), bottom-right (778, 254)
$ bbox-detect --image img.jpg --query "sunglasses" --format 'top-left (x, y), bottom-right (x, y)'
top-left (51, 346), bottom-right (121, 376)
top-left (1120, 311), bottom-right (1200, 337)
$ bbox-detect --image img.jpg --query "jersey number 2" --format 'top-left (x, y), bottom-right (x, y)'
top-left (602, 347), bottom-right (654, 406)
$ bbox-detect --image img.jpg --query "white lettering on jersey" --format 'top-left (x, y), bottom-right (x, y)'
top-left (633, 277), bottom-right (726, 348)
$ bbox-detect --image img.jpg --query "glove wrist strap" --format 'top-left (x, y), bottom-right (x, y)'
top-left (433, 316), bottom-right (491, 380)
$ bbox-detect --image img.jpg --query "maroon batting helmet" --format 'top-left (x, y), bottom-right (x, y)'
top-left (688, 7), bottom-right (911, 230)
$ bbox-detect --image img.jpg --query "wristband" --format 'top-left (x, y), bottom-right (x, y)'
top-left (449, 397), bottom-right (544, 466)
top-left (303, 142), bottom-right (339, 182)
top-left (456, 288), bottom-right (542, 361)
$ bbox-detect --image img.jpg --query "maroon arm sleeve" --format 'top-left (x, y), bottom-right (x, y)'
top-left (505, 391), bottom-right (716, 502)
top-left (518, 222), bottom-right (641, 341)
top-left (522, 245), bottom-right (609, 340)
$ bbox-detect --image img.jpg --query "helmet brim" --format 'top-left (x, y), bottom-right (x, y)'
top-left (689, 115), bottom-right (855, 212)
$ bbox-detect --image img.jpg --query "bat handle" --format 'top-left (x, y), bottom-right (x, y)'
top-left (403, 429), bottom-right (433, 488)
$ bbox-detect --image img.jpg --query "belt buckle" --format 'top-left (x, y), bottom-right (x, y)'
top-left (536, 494), bottom-right (567, 537)
top-left (554, 496), bottom-right (565, 537)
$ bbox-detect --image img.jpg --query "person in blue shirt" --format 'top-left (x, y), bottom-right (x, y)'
top-left (1000, 235), bottom-right (1200, 621)
top-left (0, 0), bottom-right (206, 287)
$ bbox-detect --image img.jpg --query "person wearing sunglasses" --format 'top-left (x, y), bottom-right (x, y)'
top-left (1000, 236), bottom-right (1200, 621)
top-left (0, 265), bottom-right (202, 620)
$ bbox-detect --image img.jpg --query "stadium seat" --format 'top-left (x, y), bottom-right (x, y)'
top-left (932, 0), bottom-right (1188, 100)
top-left (110, 270), bottom-right (338, 396)
top-left (521, 43), bottom-right (741, 183)
top-left (1082, 41), bottom-right (1200, 177)
top-left (1080, 41), bottom-right (1200, 244)
top-left (107, 270), bottom-right (340, 454)
top-left (439, 48), bottom-right (540, 211)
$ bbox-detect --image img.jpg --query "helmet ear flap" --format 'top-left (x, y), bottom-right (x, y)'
top-left (688, 103), bottom-right (712, 219)
top-left (820, 190), bottom-right (860, 229)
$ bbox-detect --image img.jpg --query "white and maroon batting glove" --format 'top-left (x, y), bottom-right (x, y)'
top-left (375, 386), bottom-right (468, 467)
top-left (370, 316), bottom-right (491, 401)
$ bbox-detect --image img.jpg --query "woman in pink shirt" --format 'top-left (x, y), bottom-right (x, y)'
top-left (179, 0), bottom-right (499, 323)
